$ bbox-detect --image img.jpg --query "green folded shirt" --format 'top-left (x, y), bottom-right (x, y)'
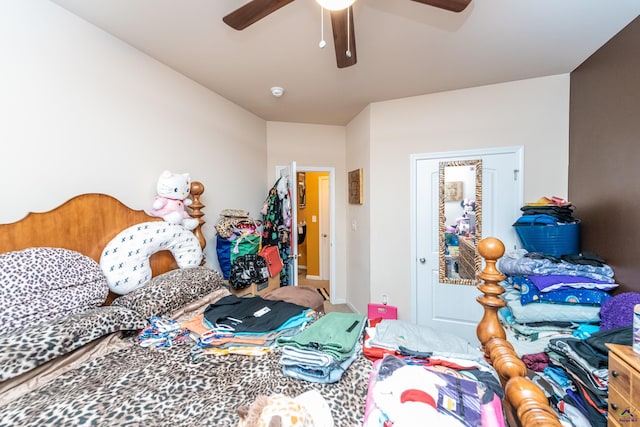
top-left (277, 312), bottom-right (365, 361)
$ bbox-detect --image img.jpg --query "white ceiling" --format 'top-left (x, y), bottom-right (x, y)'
top-left (50, 0), bottom-right (639, 126)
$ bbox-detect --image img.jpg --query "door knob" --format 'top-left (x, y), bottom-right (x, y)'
top-left (419, 258), bottom-right (426, 263)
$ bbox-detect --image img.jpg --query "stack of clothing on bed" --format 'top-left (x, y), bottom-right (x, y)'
top-left (361, 319), bottom-right (506, 427)
top-left (275, 312), bottom-right (365, 383)
top-left (181, 294), bottom-right (315, 358)
top-left (496, 249), bottom-right (633, 427)
top-left (496, 249), bottom-right (618, 352)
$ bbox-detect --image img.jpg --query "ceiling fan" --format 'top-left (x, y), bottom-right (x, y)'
top-left (223, 0), bottom-right (472, 68)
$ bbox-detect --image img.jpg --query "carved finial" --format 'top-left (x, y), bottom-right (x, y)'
top-left (191, 181), bottom-right (204, 198)
top-left (189, 181), bottom-right (206, 251)
top-left (478, 237), bottom-right (505, 281)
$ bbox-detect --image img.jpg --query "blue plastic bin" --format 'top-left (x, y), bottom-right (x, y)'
top-left (514, 221), bottom-right (580, 256)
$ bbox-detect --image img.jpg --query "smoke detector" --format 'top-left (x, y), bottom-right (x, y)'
top-left (270, 86), bottom-right (284, 97)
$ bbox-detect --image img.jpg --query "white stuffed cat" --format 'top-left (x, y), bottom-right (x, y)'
top-left (150, 170), bottom-right (199, 230)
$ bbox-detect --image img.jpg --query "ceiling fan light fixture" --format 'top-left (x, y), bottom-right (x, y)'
top-left (315, 0), bottom-right (356, 11)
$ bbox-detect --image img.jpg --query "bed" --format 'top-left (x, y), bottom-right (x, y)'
top-left (0, 183), bottom-right (562, 426)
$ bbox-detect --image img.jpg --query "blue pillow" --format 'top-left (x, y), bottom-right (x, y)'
top-left (527, 274), bottom-right (617, 292)
top-left (510, 276), bottom-right (612, 306)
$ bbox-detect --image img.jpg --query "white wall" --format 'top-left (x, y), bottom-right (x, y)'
top-left (364, 75), bottom-right (570, 321)
top-left (266, 122), bottom-right (347, 301)
top-left (0, 0), bottom-right (267, 269)
top-left (345, 107), bottom-right (372, 314)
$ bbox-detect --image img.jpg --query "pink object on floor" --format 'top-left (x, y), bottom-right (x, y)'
top-left (368, 304), bottom-right (398, 321)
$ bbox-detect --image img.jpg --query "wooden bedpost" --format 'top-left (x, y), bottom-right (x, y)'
top-left (476, 237), bottom-right (563, 427)
top-left (189, 181), bottom-right (206, 251)
top-left (476, 237), bottom-right (507, 354)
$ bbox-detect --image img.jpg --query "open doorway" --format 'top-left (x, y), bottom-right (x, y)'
top-left (295, 167), bottom-right (335, 303)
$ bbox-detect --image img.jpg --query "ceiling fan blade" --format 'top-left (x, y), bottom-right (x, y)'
top-left (223, 0), bottom-right (295, 30)
top-left (411, 0), bottom-right (471, 13)
top-left (330, 7), bottom-right (357, 68)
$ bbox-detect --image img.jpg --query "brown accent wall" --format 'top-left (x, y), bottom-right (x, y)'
top-left (569, 16), bottom-right (640, 293)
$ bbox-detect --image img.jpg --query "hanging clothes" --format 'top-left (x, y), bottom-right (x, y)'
top-left (262, 178), bottom-right (284, 246)
top-left (262, 176), bottom-right (292, 285)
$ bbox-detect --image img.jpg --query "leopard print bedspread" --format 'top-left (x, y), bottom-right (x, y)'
top-left (0, 337), bottom-right (372, 427)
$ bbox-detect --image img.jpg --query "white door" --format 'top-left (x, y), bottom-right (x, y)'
top-left (412, 147), bottom-right (523, 344)
top-left (276, 162), bottom-right (298, 286)
top-left (319, 175), bottom-right (330, 280)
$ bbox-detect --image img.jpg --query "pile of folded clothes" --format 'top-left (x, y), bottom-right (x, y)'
top-left (497, 245), bottom-right (639, 427)
top-left (276, 312), bottom-right (366, 383)
top-left (185, 294), bottom-right (315, 359)
top-left (497, 249), bottom-right (619, 349)
top-left (523, 300), bottom-right (636, 427)
top-left (514, 196), bottom-right (578, 226)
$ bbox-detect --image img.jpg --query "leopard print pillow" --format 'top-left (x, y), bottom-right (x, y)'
top-left (111, 266), bottom-right (224, 319)
top-left (0, 247), bottom-right (109, 335)
top-left (0, 305), bottom-right (147, 381)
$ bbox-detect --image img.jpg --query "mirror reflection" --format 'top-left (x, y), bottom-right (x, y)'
top-left (439, 160), bottom-right (482, 285)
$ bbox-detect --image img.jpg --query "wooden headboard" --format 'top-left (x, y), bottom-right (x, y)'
top-left (0, 182), bottom-right (206, 303)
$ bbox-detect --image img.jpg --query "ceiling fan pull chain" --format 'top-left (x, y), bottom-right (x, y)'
top-left (346, 7), bottom-right (352, 58)
top-left (319, 6), bottom-right (326, 48)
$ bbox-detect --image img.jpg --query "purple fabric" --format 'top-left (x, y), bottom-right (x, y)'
top-left (599, 292), bottom-right (640, 331)
top-left (522, 352), bottom-right (550, 372)
top-left (528, 274), bottom-right (618, 292)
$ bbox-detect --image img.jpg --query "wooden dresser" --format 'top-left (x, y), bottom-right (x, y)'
top-left (458, 237), bottom-right (477, 280)
top-left (606, 343), bottom-right (640, 426)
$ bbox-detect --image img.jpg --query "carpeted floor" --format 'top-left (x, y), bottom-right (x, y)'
top-left (297, 274), bottom-right (329, 289)
top-left (297, 272), bottom-right (352, 313)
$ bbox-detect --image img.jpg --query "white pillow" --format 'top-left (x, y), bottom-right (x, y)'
top-left (100, 221), bottom-right (202, 295)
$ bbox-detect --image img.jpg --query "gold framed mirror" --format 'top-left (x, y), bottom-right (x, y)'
top-left (439, 159), bottom-right (482, 285)
top-left (297, 172), bottom-right (306, 209)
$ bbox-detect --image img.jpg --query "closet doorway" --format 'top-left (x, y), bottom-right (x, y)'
top-left (276, 165), bottom-right (335, 302)
top-left (297, 168), bottom-right (334, 302)
top-left (410, 147), bottom-right (523, 344)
